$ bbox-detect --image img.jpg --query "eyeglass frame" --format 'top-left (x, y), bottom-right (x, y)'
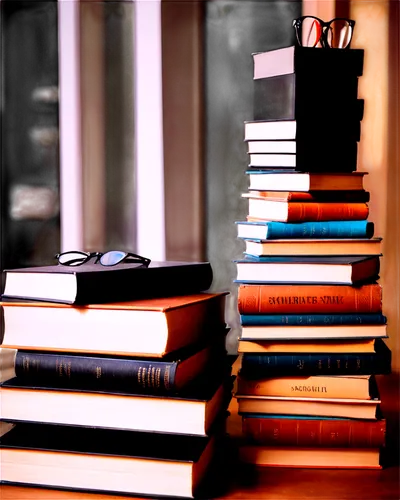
top-left (292, 16), bottom-right (356, 49)
top-left (55, 250), bottom-right (151, 267)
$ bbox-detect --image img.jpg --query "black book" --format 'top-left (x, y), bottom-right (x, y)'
top-left (1, 260), bottom-right (213, 305)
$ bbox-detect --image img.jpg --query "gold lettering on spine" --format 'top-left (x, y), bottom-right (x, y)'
top-left (96, 366), bottom-right (102, 379)
top-left (164, 365), bottom-right (171, 391)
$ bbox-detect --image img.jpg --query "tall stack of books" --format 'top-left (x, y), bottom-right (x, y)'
top-left (233, 45), bottom-right (391, 469)
top-left (0, 259), bottom-right (232, 497)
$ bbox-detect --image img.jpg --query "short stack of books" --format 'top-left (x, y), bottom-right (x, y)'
top-left (0, 259), bottom-right (232, 498)
top-left (233, 45), bottom-right (391, 469)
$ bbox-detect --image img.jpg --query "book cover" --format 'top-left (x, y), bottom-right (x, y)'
top-left (240, 313), bottom-right (387, 327)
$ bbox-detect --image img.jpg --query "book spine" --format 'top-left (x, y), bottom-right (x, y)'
top-left (240, 353), bottom-right (391, 377)
top-left (14, 352), bottom-right (178, 394)
top-left (237, 284), bottom-right (382, 314)
top-left (242, 417), bottom-right (386, 448)
top-left (240, 313), bottom-right (387, 327)
top-left (263, 220), bottom-right (373, 239)
top-left (285, 203), bottom-right (369, 222)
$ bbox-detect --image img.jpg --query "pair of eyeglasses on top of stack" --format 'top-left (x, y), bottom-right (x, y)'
top-left (55, 250), bottom-right (151, 267)
top-left (293, 16), bottom-right (355, 49)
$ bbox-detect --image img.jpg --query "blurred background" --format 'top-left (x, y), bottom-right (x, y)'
top-left (0, 1), bottom-right (398, 373)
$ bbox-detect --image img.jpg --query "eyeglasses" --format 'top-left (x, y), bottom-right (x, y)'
top-left (293, 16), bottom-right (355, 49)
top-left (55, 250), bottom-right (151, 267)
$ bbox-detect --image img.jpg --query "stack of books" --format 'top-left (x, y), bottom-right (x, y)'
top-left (0, 259), bottom-right (232, 498)
top-left (233, 45), bottom-right (391, 469)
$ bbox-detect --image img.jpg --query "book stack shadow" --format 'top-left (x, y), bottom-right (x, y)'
top-left (233, 45), bottom-right (391, 469)
top-left (0, 260), bottom-right (233, 498)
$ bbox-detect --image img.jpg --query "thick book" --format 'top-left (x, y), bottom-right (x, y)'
top-left (240, 313), bottom-right (387, 327)
top-left (0, 337), bottom-right (227, 395)
top-left (236, 220), bottom-right (374, 240)
top-left (244, 190), bottom-right (371, 203)
top-left (0, 374), bottom-right (233, 436)
top-left (242, 415), bottom-right (386, 448)
top-left (242, 238), bottom-right (382, 257)
top-left (239, 445), bottom-right (381, 469)
top-left (237, 395), bottom-right (381, 420)
top-left (246, 171), bottom-right (367, 192)
top-left (244, 119), bottom-right (361, 143)
top-left (1, 260), bottom-right (213, 305)
top-left (240, 342), bottom-right (391, 377)
top-left (244, 73), bottom-right (364, 121)
top-left (238, 338), bottom-right (385, 354)
top-left (0, 422), bottom-right (219, 498)
top-left (252, 45), bottom-right (364, 80)
top-left (237, 283), bottom-right (382, 314)
top-left (236, 373), bottom-right (379, 400)
top-left (235, 256), bottom-right (380, 285)
top-left (0, 292), bottom-right (227, 357)
top-left (244, 197), bottom-right (369, 223)
top-left (247, 142), bottom-right (358, 171)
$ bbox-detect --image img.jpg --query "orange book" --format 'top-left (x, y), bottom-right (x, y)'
top-left (237, 283), bottom-right (382, 315)
top-left (246, 198), bottom-right (369, 222)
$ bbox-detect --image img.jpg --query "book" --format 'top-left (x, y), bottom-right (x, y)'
top-left (245, 198), bottom-right (369, 223)
top-left (237, 283), bottom-right (382, 314)
top-left (244, 190), bottom-right (370, 202)
top-left (246, 171), bottom-right (367, 192)
top-left (0, 423), bottom-right (219, 498)
top-left (242, 415), bottom-right (386, 448)
top-left (244, 119), bottom-right (361, 142)
top-left (238, 338), bottom-right (385, 354)
top-left (236, 373), bottom-right (378, 400)
top-left (253, 74), bottom-right (363, 124)
top-left (1, 260), bottom-right (213, 305)
top-left (242, 238), bottom-right (382, 257)
top-left (0, 338), bottom-right (226, 395)
top-left (236, 395), bottom-right (381, 420)
top-left (239, 446), bottom-right (381, 469)
top-left (235, 256), bottom-right (380, 285)
top-left (240, 313), bottom-right (387, 327)
top-left (240, 324), bottom-right (387, 341)
top-left (252, 45), bottom-right (364, 80)
top-left (240, 343), bottom-right (391, 377)
top-left (247, 140), bottom-right (297, 154)
top-left (236, 220), bottom-right (374, 240)
top-left (0, 293), bottom-right (227, 357)
top-left (0, 375), bottom-right (232, 436)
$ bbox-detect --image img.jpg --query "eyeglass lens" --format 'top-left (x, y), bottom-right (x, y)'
top-left (57, 251), bottom-right (92, 266)
top-left (298, 18), bottom-right (353, 48)
top-left (99, 251), bottom-right (127, 266)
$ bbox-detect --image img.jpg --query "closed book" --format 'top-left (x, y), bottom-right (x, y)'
top-left (0, 338), bottom-right (227, 395)
top-left (239, 445), bottom-right (381, 469)
top-left (237, 283), bottom-right (382, 314)
top-left (235, 256), bottom-right (380, 285)
top-left (236, 220), bottom-right (374, 240)
top-left (242, 415), bottom-right (386, 448)
top-left (240, 343), bottom-right (391, 377)
top-left (253, 74), bottom-right (363, 123)
top-left (240, 313), bottom-right (387, 327)
top-left (0, 374), bottom-right (233, 436)
top-left (246, 171), bottom-right (367, 192)
top-left (0, 423), bottom-right (219, 498)
top-left (242, 238), bottom-right (382, 257)
top-left (0, 292), bottom-right (227, 357)
top-left (244, 119), bottom-right (361, 142)
top-left (245, 197), bottom-right (369, 223)
top-left (237, 395), bottom-right (381, 420)
top-left (252, 46), bottom-right (364, 80)
top-left (238, 338), bottom-right (384, 354)
top-left (236, 373), bottom-right (379, 400)
top-left (247, 140), bottom-right (297, 154)
top-left (244, 190), bottom-right (371, 203)
top-left (1, 260), bottom-right (213, 305)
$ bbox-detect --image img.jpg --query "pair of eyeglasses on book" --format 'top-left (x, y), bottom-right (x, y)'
top-left (55, 250), bottom-right (151, 267)
top-left (293, 16), bottom-right (355, 49)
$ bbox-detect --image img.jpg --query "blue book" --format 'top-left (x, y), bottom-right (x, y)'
top-left (235, 220), bottom-right (374, 240)
top-left (241, 340), bottom-right (391, 377)
top-left (240, 313), bottom-right (387, 327)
